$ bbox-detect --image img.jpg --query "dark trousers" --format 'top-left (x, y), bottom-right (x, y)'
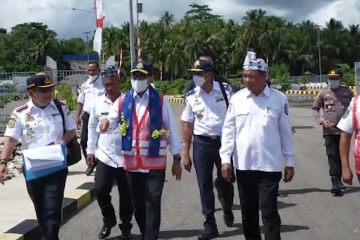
top-left (193, 135), bottom-right (234, 232)
top-left (126, 170), bottom-right (165, 240)
top-left (236, 170), bottom-right (282, 240)
top-left (324, 135), bottom-right (341, 177)
top-left (80, 112), bottom-right (89, 158)
top-left (26, 168), bottom-right (68, 240)
top-left (95, 161), bottom-right (133, 229)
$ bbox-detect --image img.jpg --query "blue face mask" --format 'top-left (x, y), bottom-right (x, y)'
top-left (328, 79), bottom-right (340, 89)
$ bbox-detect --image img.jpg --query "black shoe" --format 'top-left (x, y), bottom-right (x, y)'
top-left (198, 230), bottom-right (219, 240)
top-left (338, 179), bottom-right (347, 190)
top-left (119, 223), bottom-right (132, 240)
top-left (223, 210), bottom-right (234, 227)
top-left (331, 176), bottom-right (343, 196)
top-left (98, 225), bottom-right (113, 239)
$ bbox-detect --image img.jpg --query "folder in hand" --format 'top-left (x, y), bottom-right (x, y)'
top-left (22, 144), bottom-right (66, 172)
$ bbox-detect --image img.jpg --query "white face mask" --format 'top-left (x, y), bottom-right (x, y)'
top-left (32, 93), bottom-right (50, 107)
top-left (193, 75), bottom-right (205, 87)
top-left (131, 79), bottom-right (148, 93)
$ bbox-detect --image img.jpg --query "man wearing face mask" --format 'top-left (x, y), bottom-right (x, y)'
top-left (312, 68), bottom-right (354, 196)
top-left (0, 74), bottom-right (76, 240)
top-left (76, 61), bottom-right (105, 175)
top-left (185, 50), bottom-right (229, 93)
top-left (182, 60), bottom-right (235, 240)
top-left (98, 61), bottom-right (183, 240)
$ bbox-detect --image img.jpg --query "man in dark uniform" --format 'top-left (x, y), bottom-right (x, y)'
top-left (182, 60), bottom-right (234, 240)
top-left (312, 68), bottom-right (354, 196)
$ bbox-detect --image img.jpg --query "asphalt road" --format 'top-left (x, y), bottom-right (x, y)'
top-left (58, 104), bottom-right (360, 240)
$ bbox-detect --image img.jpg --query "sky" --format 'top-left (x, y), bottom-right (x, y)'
top-left (0, 0), bottom-right (359, 39)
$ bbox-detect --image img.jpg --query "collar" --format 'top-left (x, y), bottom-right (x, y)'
top-left (245, 85), bottom-right (271, 98)
top-left (133, 88), bottom-right (149, 99)
top-left (89, 75), bottom-right (101, 84)
top-left (195, 80), bottom-right (219, 94)
top-left (28, 99), bottom-right (57, 111)
top-left (104, 92), bottom-right (121, 103)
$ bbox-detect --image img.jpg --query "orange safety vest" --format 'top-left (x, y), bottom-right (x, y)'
top-left (118, 94), bottom-right (167, 171)
top-left (352, 95), bottom-right (360, 174)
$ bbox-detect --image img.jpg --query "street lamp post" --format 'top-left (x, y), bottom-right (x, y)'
top-left (128, 0), bottom-right (136, 66)
top-left (83, 31), bottom-right (91, 61)
top-left (316, 25), bottom-right (322, 83)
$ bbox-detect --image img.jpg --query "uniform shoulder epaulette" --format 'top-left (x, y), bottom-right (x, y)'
top-left (185, 89), bottom-right (195, 97)
top-left (59, 99), bottom-right (66, 105)
top-left (15, 104), bottom-right (28, 112)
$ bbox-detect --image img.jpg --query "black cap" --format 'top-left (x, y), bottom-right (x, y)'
top-left (26, 74), bottom-right (54, 90)
top-left (131, 61), bottom-right (154, 75)
top-left (188, 60), bottom-right (213, 72)
top-left (328, 68), bottom-right (343, 77)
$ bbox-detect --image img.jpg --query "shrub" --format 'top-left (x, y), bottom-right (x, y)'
top-left (55, 84), bottom-right (77, 110)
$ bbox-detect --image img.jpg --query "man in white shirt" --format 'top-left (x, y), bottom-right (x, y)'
top-left (87, 66), bottom-right (133, 239)
top-left (220, 51), bottom-right (295, 240)
top-left (75, 61), bottom-right (105, 175)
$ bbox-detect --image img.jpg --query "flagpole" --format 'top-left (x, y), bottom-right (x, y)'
top-left (129, 0), bottom-right (136, 66)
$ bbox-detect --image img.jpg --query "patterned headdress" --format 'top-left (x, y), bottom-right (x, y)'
top-left (243, 50), bottom-right (267, 72)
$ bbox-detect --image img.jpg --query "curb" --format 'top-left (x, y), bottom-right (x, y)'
top-left (285, 89), bottom-right (355, 95)
top-left (0, 182), bottom-right (96, 240)
top-left (306, 86), bottom-right (355, 90)
top-left (167, 97), bottom-right (185, 104)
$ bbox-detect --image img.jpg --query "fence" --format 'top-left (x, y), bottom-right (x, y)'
top-left (0, 70), bottom-right (88, 110)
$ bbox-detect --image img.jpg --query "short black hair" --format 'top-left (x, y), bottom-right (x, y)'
top-left (88, 61), bottom-right (100, 69)
top-left (198, 49), bottom-right (216, 62)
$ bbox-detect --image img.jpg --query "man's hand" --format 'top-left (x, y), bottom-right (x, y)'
top-left (322, 120), bottom-right (334, 128)
top-left (221, 163), bottom-right (232, 182)
top-left (75, 117), bottom-right (81, 129)
top-left (172, 160), bottom-right (182, 180)
top-left (99, 119), bottom-right (110, 132)
top-left (342, 167), bottom-right (353, 185)
top-left (0, 164), bottom-right (7, 185)
top-left (86, 154), bottom-right (95, 167)
top-left (56, 139), bottom-right (65, 145)
top-left (182, 151), bottom-right (192, 172)
top-left (283, 166), bottom-right (294, 182)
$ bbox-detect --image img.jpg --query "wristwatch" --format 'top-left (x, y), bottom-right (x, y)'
top-left (0, 159), bottom-right (8, 166)
top-left (173, 155), bottom-right (181, 162)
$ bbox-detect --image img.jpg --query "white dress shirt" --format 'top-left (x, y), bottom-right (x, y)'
top-left (5, 100), bottom-right (76, 150)
top-left (87, 94), bottom-right (124, 168)
top-left (219, 86), bottom-right (295, 172)
top-left (337, 97), bottom-right (357, 134)
top-left (77, 76), bottom-right (105, 113)
top-left (106, 88), bottom-right (183, 172)
top-left (181, 81), bottom-right (233, 136)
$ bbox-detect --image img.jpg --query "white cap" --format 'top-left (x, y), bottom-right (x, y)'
top-left (243, 51), bottom-right (267, 72)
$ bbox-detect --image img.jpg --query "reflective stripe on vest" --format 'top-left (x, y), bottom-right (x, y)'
top-left (118, 94), bottom-right (167, 171)
top-left (352, 95), bottom-right (360, 174)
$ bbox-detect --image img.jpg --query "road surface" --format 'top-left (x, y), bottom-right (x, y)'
top-left (58, 104), bottom-right (360, 240)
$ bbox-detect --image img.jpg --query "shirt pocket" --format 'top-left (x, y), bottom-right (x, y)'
top-left (235, 110), bottom-right (249, 128)
top-left (261, 109), bottom-right (278, 126)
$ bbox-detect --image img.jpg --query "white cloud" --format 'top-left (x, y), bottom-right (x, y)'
top-left (0, 0), bottom-right (359, 39)
top-left (306, 0), bottom-right (360, 27)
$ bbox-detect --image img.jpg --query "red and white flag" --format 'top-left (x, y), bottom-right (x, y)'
top-left (93, 0), bottom-right (105, 56)
top-left (118, 48), bottom-right (123, 75)
top-left (136, 29), bottom-right (141, 61)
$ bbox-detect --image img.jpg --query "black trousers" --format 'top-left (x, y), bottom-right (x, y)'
top-left (126, 170), bottom-right (165, 240)
top-left (236, 170), bottom-right (282, 240)
top-left (193, 135), bottom-right (234, 232)
top-left (26, 168), bottom-right (68, 240)
top-left (324, 135), bottom-right (341, 177)
top-left (95, 161), bottom-right (133, 229)
top-left (80, 112), bottom-right (89, 158)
